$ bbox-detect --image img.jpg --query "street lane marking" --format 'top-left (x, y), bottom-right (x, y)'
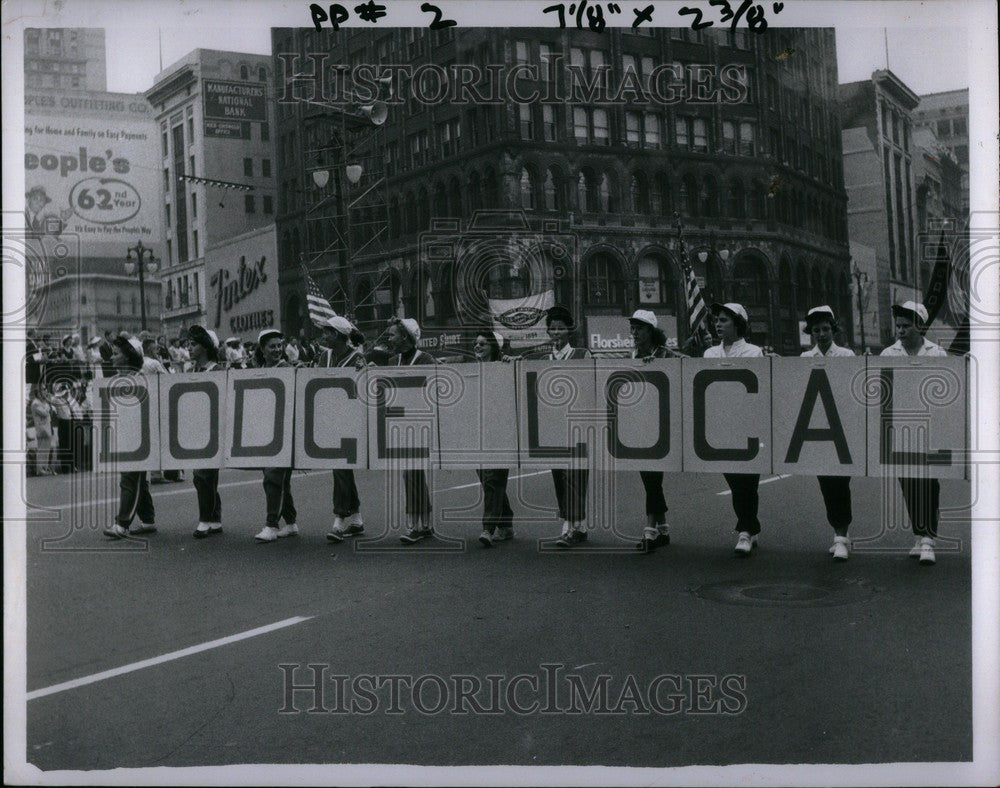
top-left (26, 616), bottom-right (313, 701)
top-left (715, 474), bottom-right (792, 496)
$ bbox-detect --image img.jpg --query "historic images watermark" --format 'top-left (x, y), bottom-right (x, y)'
top-left (278, 663), bottom-right (748, 716)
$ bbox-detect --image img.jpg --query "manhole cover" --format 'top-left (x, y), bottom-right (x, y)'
top-left (693, 579), bottom-right (879, 608)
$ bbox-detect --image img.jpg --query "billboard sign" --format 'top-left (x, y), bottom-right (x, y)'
top-left (203, 79), bottom-right (266, 138)
top-left (204, 225), bottom-right (281, 337)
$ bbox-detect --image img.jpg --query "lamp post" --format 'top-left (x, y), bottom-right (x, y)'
top-left (852, 261), bottom-right (869, 352)
top-left (124, 241), bottom-right (157, 332)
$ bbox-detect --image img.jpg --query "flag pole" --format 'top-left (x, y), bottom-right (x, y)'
top-left (674, 212), bottom-right (713, 350)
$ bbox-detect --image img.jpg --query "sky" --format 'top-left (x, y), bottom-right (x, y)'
top-left (102, 24), bottom-right (971, 98)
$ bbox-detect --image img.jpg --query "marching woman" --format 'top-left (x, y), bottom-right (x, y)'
top-left (800, 306), bottom-right (855, 561)
top-left (103, 334), bottom-right (158, 539)
top-left (472, 330), bottom-right (515, 547)
top-left (704, 303), bottom-right (765, 556)
top-left (317, 316), bottom-right (369, 544)
top-left (187, 325), bottom-right (227, 539)
top-left (385, 317), bottom-right (438, 544)
top-left (253, 328), bottom-right (300, 543)
top-left (880, 301), bottom-right (947, 565)
top-left (628, 310), bottom-right (685, 553)
top-left (530, 305), bottom-right (592, 548)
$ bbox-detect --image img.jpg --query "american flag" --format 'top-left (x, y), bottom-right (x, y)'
top-left (685, 265), bottom-right (711, 339)
top-left (304, 269), bottom-right (337, 326)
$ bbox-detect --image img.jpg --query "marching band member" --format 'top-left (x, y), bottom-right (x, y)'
top-left (704, 303), bottom-right (764, 556)
top-left (628, 310), bottom-right (684, 553)
top-left (530, 305), bottom-right (591, 549)
top-left (317, 316), bottom-right (369, 544)
top-left (880, 301), bottom-right (947, 565)
top-left (253, 328), bottom-right (300, 543)
top-left (187, 325), bottom-right (226, 539)
top-left (800, 306), bottom-right (855, 561)
top-left (472, 330), bottom-right (515, 547)
top-left (385, 317), bottom-right (437, 544)
top-left (103, 334), bottom-right (158, 539)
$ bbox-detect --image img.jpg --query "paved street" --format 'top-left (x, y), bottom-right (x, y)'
top-left (22, 467), bottom-right (971, 770)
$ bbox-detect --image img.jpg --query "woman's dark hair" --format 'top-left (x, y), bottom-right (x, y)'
top-left (98, 340), bottom-right (113, 363)
top-left (545, 305), bottom-right (575, 329)
top-left (348, 328), bottom-right (366, 347)
top-left (807, 316), bottom-right (841, 334)
top-left (650, 326), bottom-right (668, 348)
top-left (113, 336), bottom-right (144, 371)
top-left (475, 331), bottom-right (502, 361)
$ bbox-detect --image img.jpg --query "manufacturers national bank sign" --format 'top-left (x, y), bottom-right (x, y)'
top-left (205, 225), bottom-right (280, 335)
top-left (202, 79), bottom-right (267, 139)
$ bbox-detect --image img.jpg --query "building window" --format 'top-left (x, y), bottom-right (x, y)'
top-left (165, 203), bottom-right (171, 226)
top-left (520, 168), bottom-right (535, 210)
top-left (692, 118), bottom-right (708, 152)
top-left (518, 103), bottom-right (533, 140)
top-left (245, 195), bottom-right (255, 213)
top-left (637, 255), bottom-right (675, 310)
top-left (542, 105), bottom-right (557, 141)
top-left (262, 159), bottom-right (271, 178)
top-left (585, 254), bottom-right (626, 310)
top-left (539, 43), bottom-right (556, 83)
top-left (164, 168), bottom-right (170, 191)
top-left (675, 117), bottom-right (689, 148)
top-left (723, 121), bottom-right (737, 154)
top-left (240, 65), bottom-right (249, 80)
top-left (643, 113), bottom-right (660, 148)
top-left (263, 195), bottom-right (273, 214)
top-left (544, 168), bottom-right (560, 210)
top-left (161, 127), bottom-right (168, 157)
top-left (592, 108), bottom-right (609, 145)
top-left (258, 65), bottom-right (267, 82)
top-left (166, 239), bottom-right (172, 266)
top-left (573, 108), bottom-right (589, 143)
top-left (191, 193), bottom-right (197, 218)
top-left (244, 158), bottom-right (253, 177)
top-left (189, 155), bottom-right (195, 176)
top-left (630, 172), bottom-right (650, 213)
top-left (187, 116), bottom-right (193, 145)
top-left (626, 111), bottom-right (641, 147)
top-left (515, 40), bottom-right (530, 65)
top-left (739, 122), bottom-right (756, 156)
top-left (192, 231), bottom-right (199, 258)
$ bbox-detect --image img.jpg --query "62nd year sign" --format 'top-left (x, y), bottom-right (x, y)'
top-left (94, 357), bottom-right (969, 479)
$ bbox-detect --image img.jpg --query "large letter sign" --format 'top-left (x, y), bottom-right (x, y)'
top-left (294, 368), bottom-right (368, 469)
top-left (159, 373), bottom-right (227, 470)
top-left (437, 363), bottom-right (519, 469)
top-left (517, 361), bottom-right (597, 469)
top-left (225, 368), bottom-right (296, 468)
top-left (367, 368), bottom-right (437, 471)
top-left (95, 375), bottom-right (160, 472)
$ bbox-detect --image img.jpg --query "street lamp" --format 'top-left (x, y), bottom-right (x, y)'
top-left (124, 241), bottom-right (158, 332)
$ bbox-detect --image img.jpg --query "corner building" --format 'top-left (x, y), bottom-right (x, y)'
top-left (274, 27), bottom-right (851, 355)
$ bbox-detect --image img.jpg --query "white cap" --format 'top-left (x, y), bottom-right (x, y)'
top-left (492, 330), bottom-right (505, 347)
top-left (257, 328), bottom-right (283, 345)
top-left (88, 335), bottom-right (102, 347)
top-left (205, 328), bottom-right (220, 348)
top-left (125, 336), bottom-right (143, 355)
top-left (711, 302), bottom-right (749, 323)
top-left (892, 300), bottom-right (929, 324)
top-left (225, 336), bottom-right (241, 345)
top-left (324, 316), bottom-right (356, 336)
top-left (806, 305), bottom-right (836, 323)
top-left (629, 309), bottom-right (658, 328)
top-left (396, 317), bottom-right (421, 343)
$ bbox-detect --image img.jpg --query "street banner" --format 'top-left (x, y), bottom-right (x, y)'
top-left (94, 375), bottom-right (161, 472)
top-left (865, 356), bottom-right (967, 480)
top-left (681, 358), bottom-right (773, 474)
top-left (516, 361), bottom-right (597, 469)
top-left (366, 368), bottom-right (437, 471)
top-left (159, 372), bottom-right (228, 470)
top-left (437, 363), bottom-right (519, 469)
top-left (771, 358), bottom-right (867, 476)
top-left (594, 359), bottom-right (683, 472)
top-left (224, 368), bottom-right (296, 468)
top-left (490, 289), bottom-right (554, 349)
top-left (294, 368), bottom-right (369, 469)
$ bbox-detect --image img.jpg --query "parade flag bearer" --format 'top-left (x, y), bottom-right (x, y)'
top-left (704, 303), bottom-right (765, 557)
top-left (800, 306), bottom-right (855, 561)
top-left (253, 328), bottom-right (300, 543)
top-left (187, 325), bottom-right (226, 539)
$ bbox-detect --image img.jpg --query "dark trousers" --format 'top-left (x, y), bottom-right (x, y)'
top-left (403, 470), bottom-right (432, 516)
top-left (723, 473), bottom-right (761, 536)
top-left (476, 468), bottom-right (513, 534)
top-left (55, 417), bottom-right (74, 472)
top-left (71, 419), bottom-right (92, 472)
top-left (263, 467), bottom-right (296, 526)
top-left (817, 476), bottom-right (852, 531)
top-left (332, 469), bottom-right (361, 518)
top-left (193, 468), bottom-right (222, 523)
top-left (116, 471), bottom-right (154, 527)
top-left (898, 477), bottom-right (940, 538)
top-left (640, 471), bottom-right (668, 525)
top-left (551, 468), bottom-right (588, 524)
top-left (163, 469), bottom-right (182, 482)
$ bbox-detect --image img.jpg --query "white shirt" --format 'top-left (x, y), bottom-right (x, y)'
top-left (141, 357), bottom-right (168, 374)
top-left (285, 344), bottom-right (301, 363)
top-left (551, 342), bottom-right (576, 361)
top-left (880, 338), bottom-right (947, 357)
top-left (703, 338), bottom-right (764, 358)
top-left (801, 343), bottom-right (855, 357)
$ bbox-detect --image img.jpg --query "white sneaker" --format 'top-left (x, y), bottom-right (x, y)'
top-left (344, 512), bottom-right (364, 528)
top-left (492, 527), bottom-right (514, 542)
top-left (255, 526), bottom-right (280, 543)
top-left (829, 538), bottom-right (851, 555)
top-left (194, 522), bottom-right (212, 539)
top-left (909, 537), bottom-right (923, 558)
top-left (734, 531), bottom-right (756, 556)
top-left (326, 516), bottom-right (346, 542)
top-left (103, 524), bottom-right (128, 539)
top-left (276, 523), bottom-right (299, 538)
top-left (919, 537), bottom-right (936, 565)
top-left (832, 536), bottom-right (850, 562)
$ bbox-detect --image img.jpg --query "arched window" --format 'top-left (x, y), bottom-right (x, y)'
top-left (630, 172), bottom-right (650, 214)
top-left (637, 254), bottom-right (676, 314)
top-left (599, 172), bottom-right (614, 212)
top-left (729, 179), bottom-right (745, 218)
top-left (732, 253), bottom-right (771, 347)
top-left (544, 168), bottom-right (560, 211)
top-left (702, 175), bottom-right (719, 217)
top-left (578, 168), bottom-right (598, 213)
top-left (520, 167), bottom-right (535, 210)
top-left (585, 253), bottom-right (627, 312)
top-left (682, 173), bottom-right (699, 217)
top-left (653, 172), bottom-right (671, 215)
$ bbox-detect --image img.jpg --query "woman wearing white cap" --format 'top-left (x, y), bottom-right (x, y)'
top-left (253, 328), bottom-right (300, 543)
top-left (705, 303), bottom-right (765, 556)
top-left (317, 316), bottom-right (370, 544)
top-left (801, 306), bottom-right (855, 561)
top-left (386, 317), bottom-right (438, 544)
top-left (187, 325), bottom-right (227, 539)
top-left (472, 329), bottom-right (515, 547)
top-left (103, 334), bottom-right (158, 539)
top-left (629, 309), bottom-right (684, 552)
top-left (881, 301), bottom-right (947, 565)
